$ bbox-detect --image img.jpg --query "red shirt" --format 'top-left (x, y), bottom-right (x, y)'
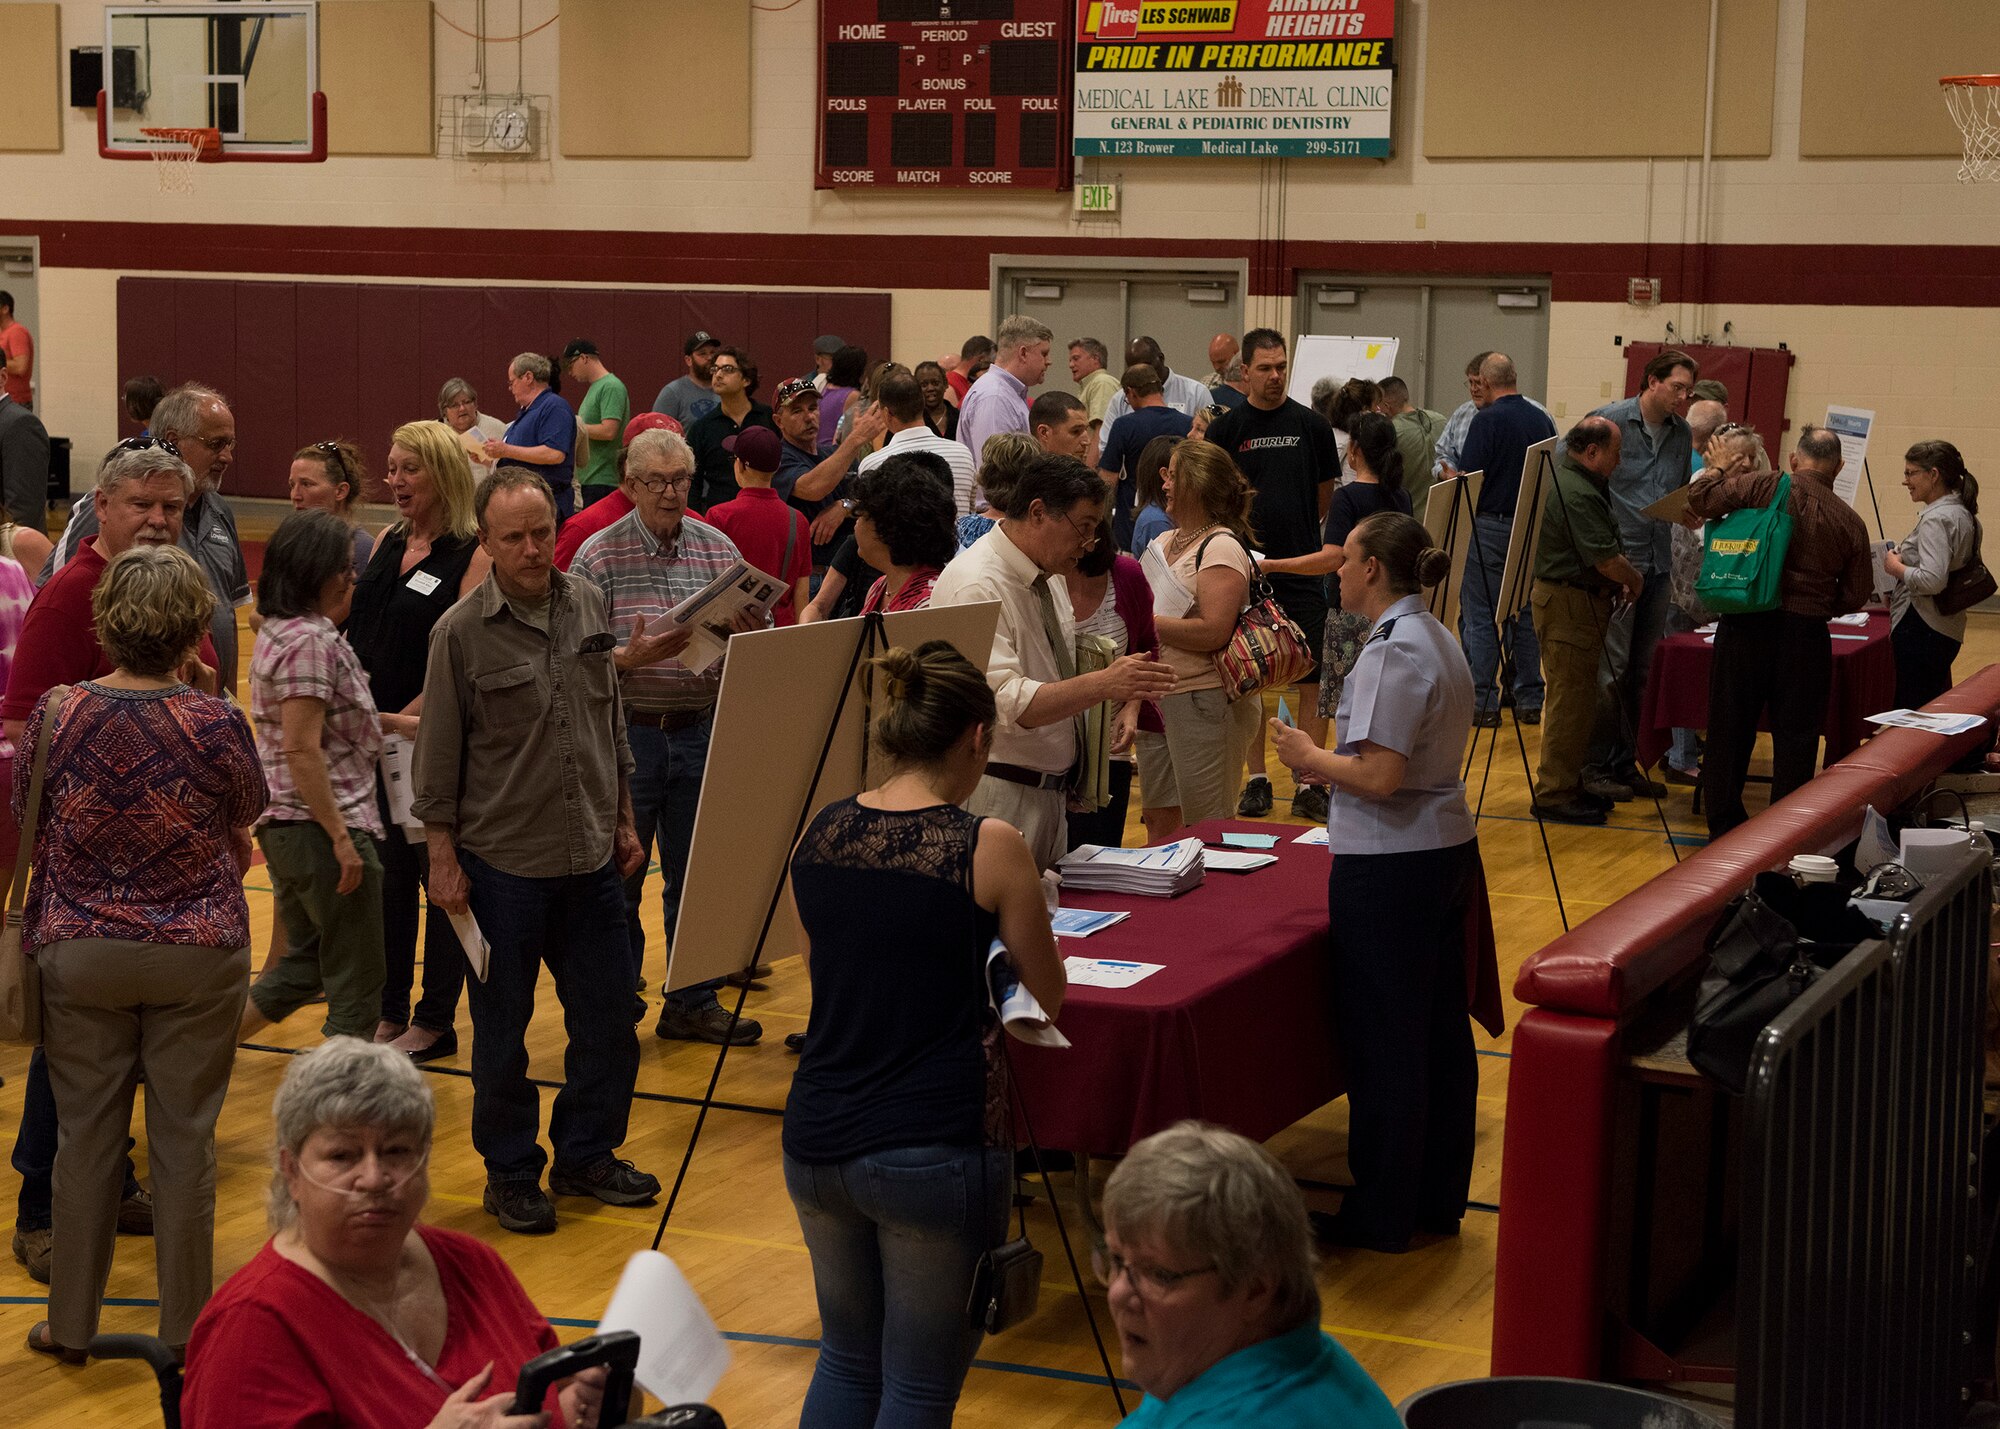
top-left (946, 369), bottom-right (970, 402)
top-left (703, 486), bottom-right (813, 625)
top-left (181, 1225), bottom-right (566, 1429)
top-left (0, 321), bottom-right (32, 407)
top-left (0, 539), bottom-right (217, 722)
top-left (553, 487), bottom-right (635, 571)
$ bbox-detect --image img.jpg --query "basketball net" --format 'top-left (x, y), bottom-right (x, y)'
top-left (140, 127), bottom-right (220, 195)
top-left (1942, 76), bottom-right (2000, 183)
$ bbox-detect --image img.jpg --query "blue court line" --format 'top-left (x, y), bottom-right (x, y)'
top-left (1477, 1048), bottom-right (1512, 1059)
top-left (0, 1296), bottom-right (1135, 1393)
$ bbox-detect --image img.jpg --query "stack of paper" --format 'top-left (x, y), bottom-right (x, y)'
top-left (1058, 838), bottom-right (1205, 897)
top-left (1202, 849), bottom-right (1277, 873)
top-left (986, 939), bottom-right (1069, 1047)
top-left (1051, 907), bottom-right (1130, 938)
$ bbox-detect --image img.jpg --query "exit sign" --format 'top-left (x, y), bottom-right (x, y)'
top-left (1074, 182), bottom-right (1119, 214)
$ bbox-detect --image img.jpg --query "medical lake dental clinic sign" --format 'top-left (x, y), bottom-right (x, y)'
top-left (1074, 0), bottom-right (1394, 158)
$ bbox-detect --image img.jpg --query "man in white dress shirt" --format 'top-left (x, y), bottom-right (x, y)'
top-left (930, 454), bottom-right (1174, 868)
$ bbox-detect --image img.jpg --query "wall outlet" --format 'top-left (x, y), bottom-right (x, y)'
top-left (1414, 211), bottom-right (1427, 229)
top-left (1600, 381), bottom-right (1614, 399)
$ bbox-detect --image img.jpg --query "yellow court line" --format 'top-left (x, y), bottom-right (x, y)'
top-left (1323, 1322), bottom-right (1488, 1356)
top-left (1485, 890), bottom-right (1610, 907)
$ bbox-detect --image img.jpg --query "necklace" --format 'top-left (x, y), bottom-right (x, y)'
top-left (314, 1246), bottom-right (453, 1392)
top-left (1168, 522), bottom-right (1220, 561)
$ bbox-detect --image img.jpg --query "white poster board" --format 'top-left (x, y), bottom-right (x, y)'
top-left (1494, 437), bottom-right (1560, 626)
top-left (1286, 335), bottom-right (1400, 407)
top-left (1421, 470), bottom-right (1483, 635)
top-left (1825, 405), bottom-right (1874, 506)
top-left (665, 603), bottom-right (1001, 994)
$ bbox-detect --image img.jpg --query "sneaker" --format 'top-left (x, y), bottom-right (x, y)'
top-left (12, 1227), bottom-right (51, 1283)
top-left (1623, 772), bottom-right (1669, 799)
top-left (483, 1179), bottom-right (557, 1234)
top-left (1237, 777), bottom-right (1273, 817)
top-left (1290, 785), bottom-right (1330, 823)
top-left (656, 1001), bottom-right (763, 1046)
top-left (1584, 776), bottom-right (1636, 804)
top-left (1473, 709), bottom-right (1501, 729)
top-left (549, 1156), bottom-right (661, 1207)
top-left (117, 1187), bottom-right (154, 1236)
top-left (1518, 707), bottom-right (1543, 726)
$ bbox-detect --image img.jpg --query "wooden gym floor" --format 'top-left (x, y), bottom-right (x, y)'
top-left (8, 609), bottom-right (1993, 1427)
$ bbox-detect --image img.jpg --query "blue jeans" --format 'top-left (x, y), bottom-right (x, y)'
top-left (1664, 602), bottom-right (1702, 771)
top-left (1585, 570), bottom-right (1673, 780)
top-left (1458, 511), bottom-right (1543, 713)
top-left (784, 1145), bottom-right (1013, 1429)
top-left (624, 715), bottom-right (722, 1015)
top-left (460, 850), bottom-right (640, 1181)
top-left (13, 1049), bottom-right (140, 1230)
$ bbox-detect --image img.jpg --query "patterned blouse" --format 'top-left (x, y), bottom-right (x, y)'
top-left (15, 684), bottom-right (266, 950)
top-left (249, 613), bottom-right (384, 837)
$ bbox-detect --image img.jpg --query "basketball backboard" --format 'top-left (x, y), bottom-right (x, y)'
top-left (98, 3), bottom-right (326, 162)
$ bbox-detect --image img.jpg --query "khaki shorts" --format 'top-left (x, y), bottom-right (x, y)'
top-left (1133, 730), bottom-right (1177, 811)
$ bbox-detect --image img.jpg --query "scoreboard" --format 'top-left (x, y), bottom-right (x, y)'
top-left (816, 0), bottom-right (1073, 191)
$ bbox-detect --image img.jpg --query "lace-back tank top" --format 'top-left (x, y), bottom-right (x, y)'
top-left (782, 798), bottom-right (1002, 1164)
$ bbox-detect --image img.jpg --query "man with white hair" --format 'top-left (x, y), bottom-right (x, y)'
top-left (5, 439), bottom-right (221, 1283)
top-left (484, 352), bottom-right (578, 520)
top-left (956, 313), bottom-right (1053, 467)
top-left (43, 383), bottom-right (251, 690)
top-left (571, 428), bottom-right (766, 1049)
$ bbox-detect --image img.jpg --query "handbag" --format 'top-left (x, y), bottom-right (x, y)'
top-left (1934, 517), bottom-right (1995, 616)
top-left (1696, 472), bottom-right (1794, 615)
top-left (1688, 872), bottom-right (1876, 1093)
top-left (0, 685), bottom-right (70, 1047)
top-left (1195, 532), bottom-right (1315, 698)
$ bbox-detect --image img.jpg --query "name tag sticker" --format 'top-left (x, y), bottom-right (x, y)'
top-left (406, 570), bottom-right (442, 596)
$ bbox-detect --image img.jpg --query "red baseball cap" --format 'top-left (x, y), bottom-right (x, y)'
top-left (624, 411), bottom-right (682, 444)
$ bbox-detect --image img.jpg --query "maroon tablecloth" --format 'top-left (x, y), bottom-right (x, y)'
top-left (1635, 612), bottom-right (1895, 773)
top-left (1009, 819), bottom-right (1503, 1155)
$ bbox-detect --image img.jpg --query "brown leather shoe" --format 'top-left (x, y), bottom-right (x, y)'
top-left (25, 1320), bottom-right (84, 1364)
top-left (12, 1226), bottom-right (51, 1284)
top-left (118, 1187), bottom-right (155, 1236)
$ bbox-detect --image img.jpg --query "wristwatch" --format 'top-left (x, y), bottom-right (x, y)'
top-left (839, 497), bottom-right (857, 511)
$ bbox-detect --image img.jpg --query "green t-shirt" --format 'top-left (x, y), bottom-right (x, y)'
top-left (578, 372), bottom-right (630, 488)
top-left (1535, 455), bottom-right (1623, 588)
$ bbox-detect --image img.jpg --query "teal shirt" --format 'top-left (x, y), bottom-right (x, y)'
top-left (1120, 1322), bottom-right (1402, 1428)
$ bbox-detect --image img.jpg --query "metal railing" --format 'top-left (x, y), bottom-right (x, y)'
top-left (1738, 847), bottom-right (1990, 1428)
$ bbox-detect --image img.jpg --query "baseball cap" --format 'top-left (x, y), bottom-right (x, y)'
top-left (775, 376), bottom-right (818, 408)
top-left (813, 334), bottom-right (845, 357)
top-left (624, 411), bottom-right (683, 445)
top-left (683, 331), bottom-right (720, 356)
top-left (724, 425), bottom-right (783, 473)
top-left (560, 338), bottom-right (599, 365)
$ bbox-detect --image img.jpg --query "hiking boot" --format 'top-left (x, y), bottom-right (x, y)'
top-left (117, 1187), bottom-right (154, 1236)
top-left (1237, 778), bottom-right (1273, 817)
top-left (1290, 784), bottom-right (1330, 823)
top-left (549, 1156), bottom-right (661, 1207)
top-left (483, 1179), bottom-right (557, 1234)
top-left (655, 1001), bottom-right (762, 1046)
top-left (13, 1227), bottom-right (51, 1283)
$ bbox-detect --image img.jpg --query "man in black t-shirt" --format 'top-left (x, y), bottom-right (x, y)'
top-left (1204, 328), bottom-right (1341, 821)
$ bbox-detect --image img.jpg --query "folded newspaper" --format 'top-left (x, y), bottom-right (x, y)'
top-left (986, 938), bottom-right (1069, 1047)
top-left (667, 559), bottom-right (784, 674)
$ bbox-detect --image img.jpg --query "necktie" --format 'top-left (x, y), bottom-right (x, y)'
top-left (1032, 574), bottom-right (1084, 780)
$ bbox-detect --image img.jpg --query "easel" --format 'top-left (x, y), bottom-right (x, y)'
top-left (1861, 457), bottom-right (1889, 540)
top-left (643, 603), bottom-right (1128, 1414)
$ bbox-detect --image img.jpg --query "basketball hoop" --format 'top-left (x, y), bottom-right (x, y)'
top-left (1941, 76), bottom-right (2000, 183)
top-left (139, 126), bottom-right (222, 195)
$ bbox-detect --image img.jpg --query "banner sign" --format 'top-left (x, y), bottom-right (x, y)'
top-left (1073, 0), bottom-right (1394, 158)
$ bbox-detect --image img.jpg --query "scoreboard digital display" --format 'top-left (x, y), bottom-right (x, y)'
top-left (816, 0), bottom-right (1073, 190)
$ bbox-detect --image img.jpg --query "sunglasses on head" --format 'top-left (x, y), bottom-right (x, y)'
top-left (114, 435), bottom-right (181, 460)
top-left (313, 441), bottom-right (354, 482)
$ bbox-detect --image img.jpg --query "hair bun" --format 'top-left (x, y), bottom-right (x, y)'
top-left (876, 646), bottom-right (923, 704)
top-left (1415, 545), bottom-right (1452, 589)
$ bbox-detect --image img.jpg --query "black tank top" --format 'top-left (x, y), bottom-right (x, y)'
top-left (782, 799), bottom-right (1003, 1164)
top-left (343, 527), bottom-right (480, 713)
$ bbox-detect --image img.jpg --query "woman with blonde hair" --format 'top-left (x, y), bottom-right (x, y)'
top-left (24, 545), bottom-right (265, 1362)
top-left (344, 420), bottom-right (489, 1063)
top-left (1149, 440), bottom-right (1262, 828)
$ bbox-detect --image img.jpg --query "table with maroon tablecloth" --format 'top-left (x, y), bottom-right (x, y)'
top-left (1635, 612), bottom-right (1895, 774)
top-left (1008, 819), bottom-right (1503, 1156)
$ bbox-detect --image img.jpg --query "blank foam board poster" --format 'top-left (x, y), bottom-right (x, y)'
top-left (321, 0), bottom-right (433, 156)
top-left (562, 0), bottom-right (751, 158)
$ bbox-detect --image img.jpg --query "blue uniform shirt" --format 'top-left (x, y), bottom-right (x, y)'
top-left (502, 387), bottom-right (576, 495)
top-left (1120, 1320), bottom-right (1402, 1429)
top-left (1591, 395), bottom-right (1693, 577)
top-left (1330, 594), bottom-right (1477, 856)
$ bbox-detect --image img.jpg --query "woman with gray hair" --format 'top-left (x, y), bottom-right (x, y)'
top-left (436, 378), bottom-right (507, 483)
top-left (180, 1039), bottom-right (608, 1427)
top-left (21, 545), bottom-right (265, 1365)
top-left (1099, 1122), bottom-right (1399, 1426)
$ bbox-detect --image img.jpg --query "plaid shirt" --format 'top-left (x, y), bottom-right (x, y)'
top-left (570, 511), bottom-right (743, 713)
top-left (250, 613), bottom-right (385, 836)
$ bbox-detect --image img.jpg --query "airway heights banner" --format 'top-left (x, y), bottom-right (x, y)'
top-left (1074, 0), bottom-right (1394, 158)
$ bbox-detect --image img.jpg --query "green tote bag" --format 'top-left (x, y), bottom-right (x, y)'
top-left (1695, 472), bottom-right (1793, 615)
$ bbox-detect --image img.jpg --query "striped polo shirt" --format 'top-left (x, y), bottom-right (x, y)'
top-left (570, 510), bottom-right (742, 713)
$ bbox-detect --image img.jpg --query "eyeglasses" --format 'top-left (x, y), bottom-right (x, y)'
top-left (1064, 509), bottom-right (1102, 550)
top-left (184, 433), bottom-right (237, 455)
top-left (634, 471), bottom-right (694, 493)
top-left (711, 363), bottom-right (743, 376)
top-left (114, 435), bottom-right (182, 459)
top-left (1091, 1246), bottom-right (1219, 1299)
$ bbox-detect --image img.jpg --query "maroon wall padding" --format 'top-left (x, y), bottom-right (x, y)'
top-left (1620, 342), bottom-right (1795, 457)
top-left (115, 278), bottom-right (893, 499)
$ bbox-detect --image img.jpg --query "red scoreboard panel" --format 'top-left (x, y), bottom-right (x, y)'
top-left (816, 0), bottom-right (1072, 191)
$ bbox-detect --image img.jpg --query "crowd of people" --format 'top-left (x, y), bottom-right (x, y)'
top-left (0, 314), bottom-right (1982, 1426)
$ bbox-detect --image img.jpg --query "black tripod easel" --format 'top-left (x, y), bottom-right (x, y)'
top-left (644, 609), bottom-right (1129, 1414)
